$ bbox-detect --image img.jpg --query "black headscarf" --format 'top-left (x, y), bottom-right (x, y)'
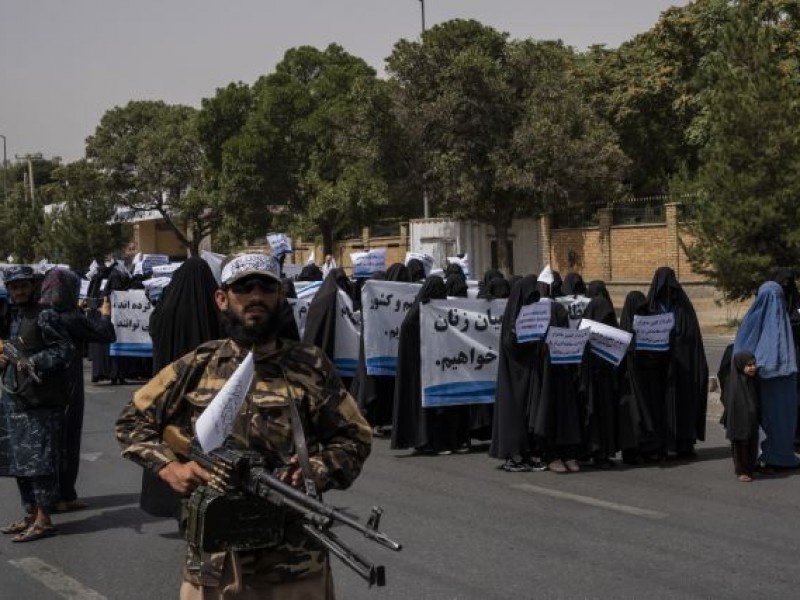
top-left (407, 259), bottom-right (426, 283)
top-left (445, 274), bottom-right (469, 298)
top-left (391, 276), bottom-right (447, 449)
top-left (582, 296), bottom-right (618, 328)
top-left (149, 257), bottom-right (221, 374)
top-left (297, 263), bottom-right (324, 281)
top-left (489, 276), bottom-right (541, 459)
top-left (721, 351), bottom-right (759, 442)
top-left (645, 266), bottom-right (709, 444)
top-left (550, 271), bottom-right (563, 298)
top-left (444, 263), bottom-right (465, 279)
top-left (487, 277), bottom-right (511, 300)
top-left (302, 268), bottom-right (352, 361)
top-left (587, 280), bottom-right (612, 302)
top-left (478, 269), bottom-right (504, 299)
top-left (619, 291), bottom-right (648, 332)
top-left (562, 272), bottom-right (586, 296)
top-left (385, 263), bottom-right (411, 282)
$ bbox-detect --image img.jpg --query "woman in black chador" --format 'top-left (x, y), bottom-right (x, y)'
top-left (490, 276), bottom-right (544, 471)
top-left (580, 296), bottom-right (619, 468)
top-left (617, 291), bottom-right (653, 465)
top-left (644, 266), bottom-right (708, 460)
top-left (532, 299), bottom-right (584, 473)
top-left (718, 350), bottom-right (760, 482)
top-left (302, 268), bottom-right (355, 384)
top-left (392, 276), bottom-right (470, 453)
top-left (352, 263), bottom-right (411, 434)
top-left (149, 257), bottom-right (221, 374)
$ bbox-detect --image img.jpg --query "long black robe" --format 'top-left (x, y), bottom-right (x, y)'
top-left (720, 350), bottom-right (760, 442)
top-left (617, 291), bottom-right (654, 455)
top-left (580, 297), bottom-right (619, 461)
top-left (562, 272), bottom-right (587, 296)
top-left (586, 280), bottom-right (616, 323)
top-left (489, 276), bottom-right (541, 459)
top-left (646, 267), bottom-right (709, 454)
top-left (391, 277), bottom-right (469, 452)
top-left (531, 302), bottom-right (585, 457)
top-left (302, 268), bottom-right (355, 387)
top-left (149, 257), bottom-right (221, 374)
top-left (353, 264), bottom-right (412, 428)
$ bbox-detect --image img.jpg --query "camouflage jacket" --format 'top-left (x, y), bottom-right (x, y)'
top-left (115, 338), bottom-right (372, 587)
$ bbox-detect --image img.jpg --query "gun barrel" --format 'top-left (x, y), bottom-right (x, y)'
top-left (248, 467), bottom-right (402, 551)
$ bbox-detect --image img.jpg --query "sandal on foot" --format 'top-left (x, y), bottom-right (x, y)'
top-left (548, 460), bottom-right (568, 474)
top-left (564, 459), bottom-right (581, 473)
top-left (737, 474), bottom-right (753, 483)
top-left (54, 499), bottom-right (89, 513)
top-left (12, 522), bottom-right (58, 543)
top-left (1, 516), bottom-right (34, 535)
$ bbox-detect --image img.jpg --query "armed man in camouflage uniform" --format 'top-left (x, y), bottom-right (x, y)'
top-left (115, 253), bottom-right (372, 599)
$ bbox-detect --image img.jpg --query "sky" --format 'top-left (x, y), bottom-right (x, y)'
top-left (1, 1), bottom-right (690, 163)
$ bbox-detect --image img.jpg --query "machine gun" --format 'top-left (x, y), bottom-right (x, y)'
top-left (0, 338), bottom-right (41, 384)
top-left (163, 425), bottom-right (402, 587)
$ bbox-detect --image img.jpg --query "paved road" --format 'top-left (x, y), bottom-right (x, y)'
top-left (3, 363), bottom-right (799, 600)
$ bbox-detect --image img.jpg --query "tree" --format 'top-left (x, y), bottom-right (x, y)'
top-left (86, 101), bottom-right (220, 256)
top-left (35, 160), bottom-right (125, 271)
top-left (575, 1), bottom-right (735, 196)
top-left (387, 20), bottom-right (628, 273)
top-left (205, 44), bottom-right (389, 254)
top-left (682, 2), bottom-right (800, 299)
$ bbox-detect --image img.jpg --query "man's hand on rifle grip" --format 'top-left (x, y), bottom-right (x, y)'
top-left (158, 460), bottom-right (212, 495)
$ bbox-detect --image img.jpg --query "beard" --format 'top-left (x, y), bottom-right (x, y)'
top-left (221, 303), bottom-right (283, 346)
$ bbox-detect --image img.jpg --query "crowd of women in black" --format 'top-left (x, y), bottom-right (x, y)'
top-left (3, 254), bottom-right (796, 543)
top-left (296, 261), bottom-right (800, 482)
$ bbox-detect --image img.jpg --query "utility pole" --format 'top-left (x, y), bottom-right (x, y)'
top-left (418, 0), bottom-right (430, 219)
top-left (15, 152), bottom-right (43, 206)
top-left (0, 134), bottom-right (7, 203)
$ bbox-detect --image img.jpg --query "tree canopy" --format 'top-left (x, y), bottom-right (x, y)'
top-left (86, 100), bottom-right (218, 256)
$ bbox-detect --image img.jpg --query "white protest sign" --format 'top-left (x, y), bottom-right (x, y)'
top-left (446, 254), bottom-right (471, 278)
top-left (579, 318), bottom-right (633, 367)
top-left (362, 280), bottom-right (419, 376)
top-left (633, 313), bottom-right (674, 351)
top-left (556, 295), bottom-right (591, 329)
top-left (334, 290), bottom-right (361, 377)
top-left (151, 262), bottom-right (182, 276)
top-left (109, 290), bottom-right (153, 357)
top-left (266, 232), bottom-right (293, 256)
top-left (79, 279), bottom-right (90, 300)
top-left (515, 301), bottom-right (551, 343)
top-left (288, 298), bottom-right (310, 339)
top-left (545, 326), bottom-right (591, 364)
top-left (194, 352), bottom-right (255, 452)
top-left (538, 264), bottom-right (554, 285)
top-left (201, 250), bottom-right (226, 285)
top-left (351, 249), bottom-right (386, 278)
top-left (405, 252), bottom-right (435, 277)
top-left (295, 280), bottom-right (324, 301)
top-left (466, 280), bottom-right (480, 299)
top-left (141, 254), bottom-right (169, 274)
top-left (420, 298), bottom-right (506, 407)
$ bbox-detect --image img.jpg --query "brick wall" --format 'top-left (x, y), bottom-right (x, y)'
top-left (549, 228), bottom-right (604, 278)
top-left (610, 225), bottom-right (668, 281)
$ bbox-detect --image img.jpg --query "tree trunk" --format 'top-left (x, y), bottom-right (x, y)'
top-left (495, 217), bottom-right (512, 276)
top-left (321, 224), bottom-right (334, 257)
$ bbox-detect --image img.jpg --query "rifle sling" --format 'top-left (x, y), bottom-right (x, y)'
top-left (280, 364), bottom-right (319, 499)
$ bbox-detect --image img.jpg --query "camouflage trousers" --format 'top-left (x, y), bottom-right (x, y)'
top-left (179, 566), bottom-right (334, 600)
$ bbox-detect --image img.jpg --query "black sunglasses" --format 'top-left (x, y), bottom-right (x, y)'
top-left (228, 278), bottom-right (280, 295)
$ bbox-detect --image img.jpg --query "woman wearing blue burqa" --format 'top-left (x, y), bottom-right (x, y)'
top-left (734, 281), bottom-right (800, 468)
